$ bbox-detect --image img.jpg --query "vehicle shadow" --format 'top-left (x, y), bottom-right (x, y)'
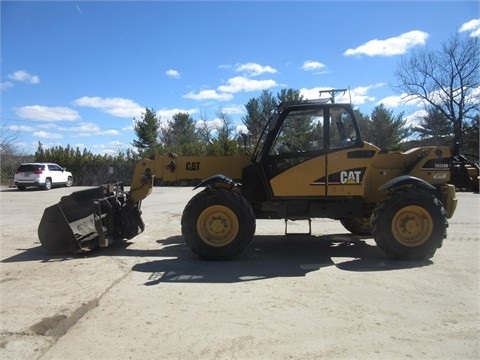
top-left (2, 233), bottom-right (432, 282)
top-left (0, 187), bottom-right (41, 192)
top-left (130, 234), bottom-right (433, 285)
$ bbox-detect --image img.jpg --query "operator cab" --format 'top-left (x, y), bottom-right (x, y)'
top-left (243, 96), bottom-right (365, 216)
top-left (250, 99), bottom-right (362, 169)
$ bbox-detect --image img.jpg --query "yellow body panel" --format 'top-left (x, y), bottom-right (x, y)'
top-left (155, 155), bottom-right (251, 182)
top-left (129, 158), bottom-right (155, 203)
top-left (326, 149), bottom-right (371, 197)
top-left (270, 143), bottom-right (380, 197)
top-left (270, 157), bottom-right (327, 196)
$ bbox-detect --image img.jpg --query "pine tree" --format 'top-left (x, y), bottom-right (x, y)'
top-left (160, 112), bottom-right (199, 155)
top-left (368, 104), bottom-right (410, 150)
top-left (132, 108), bottom-right (160, 158)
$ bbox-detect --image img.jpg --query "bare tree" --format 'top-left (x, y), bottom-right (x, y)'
top-left (0, 124), bottom-right (20, 154)
top-left (196, 112), bottom-right (214, 144)
top-left (395, 33), bottom-right (480, 153)
top-left (0, 124), bottom-right (32, 183)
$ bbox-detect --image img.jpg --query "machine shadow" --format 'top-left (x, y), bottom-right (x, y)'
top-left (2, 233), bottom-right (432, 281)
top-left (131, 234), bottom-right (433, 285)
top-left (0, 240), bottom-right (166, 263)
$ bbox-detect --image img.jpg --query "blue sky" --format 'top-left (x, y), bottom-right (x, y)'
top-left (2, 0), bottom-right (479, 155)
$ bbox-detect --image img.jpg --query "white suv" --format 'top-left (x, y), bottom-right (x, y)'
top-left (14, 163), bottom-right (73, 190)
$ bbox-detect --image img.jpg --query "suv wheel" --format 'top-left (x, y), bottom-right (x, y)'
top-left (66, 176), bottom-right (73, 187)
top-left (43, 178), bottom-right (52, 190)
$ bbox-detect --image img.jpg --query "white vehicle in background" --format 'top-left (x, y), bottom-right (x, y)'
top-left (14, 163), bottom-right (73, 190)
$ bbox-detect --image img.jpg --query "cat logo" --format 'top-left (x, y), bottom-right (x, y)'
top-left (186, 162), bottom-right (200, 171)
top-left (340, 170), bottom-right (362, 184)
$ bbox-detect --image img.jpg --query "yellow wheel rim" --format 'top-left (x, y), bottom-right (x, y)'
top-left (197, 205), bottom-right (239, 247)
top-left (391, 205), bottom-right (433, 247)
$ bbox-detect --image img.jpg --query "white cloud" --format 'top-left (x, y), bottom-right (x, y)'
top-left (103, 129), bottom-right (120, 135)
top-left (300, 85), bottom-right (384, 105)
top-left (376, 93), bottom-right (421, 108)
top-left (5, 124), bottom-right (36, 132)
top-left (459, 18), bottom-right (480, 37)
top-left (165, 69), bottom-right (181, 78)
top-left (195, 118), bottom-right (224, 131)
top-left (74, 96), bottom-right (144, 118)
top-left (15, 105), bottom-right (80, 121)
top-left (183, 64), bottom-right (277, 103)
top-left (404, 109), bottom-right (428, 127)
top-left (155, 108), bottom-right (199, 121)
top-left (302, 61), bottom-right (326, 71)
top-left (300, 87), bottom-right (353, 102)
top-left (236, 124), bottom-right (248, 135)
top-left (8, 70), bottom-right (40, 84)
top-left (184, 77), bottom-right (277, 102)
top-left (70, 140), bottom-right (133, 155)
top-left (347, 85), bottom-right (383, 104)
top-left (221, 105), bottom-right (245, 115)
top-left (91, 141), bottom-right (130, 155)
top-left (33, 131), bottom-right (64, 139)
top-left (344, 30), bottom-right (429, 57)
top-left (183, 89), bottom-right (233, 101)
top-left (235, 62), bottom-right (277, 76)
top-left (72, 122), bottom-right (101, 132)
top-left (0, 81), bottom-right (14, 90)
top-left (218, 76), bottom-right (277, 93)
top-left (69, 122), bottom-right (120, 137)
top-left (376, 94), bottom-right (406, 108)
top-left (300, 87), bottom-right (334, 100)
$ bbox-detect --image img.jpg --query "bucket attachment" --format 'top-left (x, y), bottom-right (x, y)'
top-left (38, 183), bottom-right (145, 254)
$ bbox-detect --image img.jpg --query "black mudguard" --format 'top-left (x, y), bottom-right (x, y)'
top-left (379, 175), bottom-right (436, 192)
top-left (194, 174), bottom-right (240, 190)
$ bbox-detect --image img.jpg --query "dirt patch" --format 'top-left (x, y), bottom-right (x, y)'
top-left (30, 315), bottom-right (67, 336)
top-left (29, 299), bottom-right (99, 338)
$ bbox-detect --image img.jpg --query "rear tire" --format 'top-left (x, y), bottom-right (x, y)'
top-left (340, 217), bottom-right (372, 235)
top-left (43, 178), bottom-right (52, 190)
top-left (181, 189), bottom-right (256, 260)
top-left (372, 189), bottom-right (447, 260)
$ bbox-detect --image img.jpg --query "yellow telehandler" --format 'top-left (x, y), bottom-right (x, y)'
top-left (38, 95), bottom-right (458, 260)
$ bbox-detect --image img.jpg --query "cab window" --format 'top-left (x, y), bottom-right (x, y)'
top-left (328, 108), bottom-right (358, 150)
top-left (265, 108), bottom-right (324, 176)
top-left (269, 109), bottom-right (324, 156)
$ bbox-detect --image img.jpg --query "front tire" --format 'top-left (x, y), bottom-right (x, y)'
top-left (372, 189), bottom-right (448, 260)
top-left (181, 189), bottom-right (256, 260)
top-left (66, 176), bottom-right (73, 187)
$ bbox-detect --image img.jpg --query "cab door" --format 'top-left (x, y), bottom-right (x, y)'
top-left (265, 106), bottom-right (328, 197)
top-left (324, 107), bottom-right (375, 196)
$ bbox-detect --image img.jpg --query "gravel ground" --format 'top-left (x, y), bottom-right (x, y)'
top-left (0, 186), bottom-right (478, 359)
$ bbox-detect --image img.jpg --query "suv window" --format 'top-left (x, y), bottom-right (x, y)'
top-left (48, 164), bottom-right (63, 172)
top-left (17, 164), bottom-right (45, 172)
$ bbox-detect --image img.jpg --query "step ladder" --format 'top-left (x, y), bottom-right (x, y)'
top-left (284, 218), bottom-right (312, 236)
